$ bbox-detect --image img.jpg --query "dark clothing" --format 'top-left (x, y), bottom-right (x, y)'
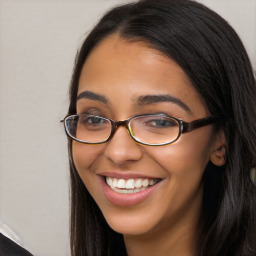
top-left (0, 233), bottom-right (33, 256)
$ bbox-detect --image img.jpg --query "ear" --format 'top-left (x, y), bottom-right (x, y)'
top-left (210, 129), bottom-right (227, 166)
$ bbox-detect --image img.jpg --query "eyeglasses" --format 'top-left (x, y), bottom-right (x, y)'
top-left (61, 113), bottom-right (224, 146)
top-left (62, 113), bottom-right (224, 146)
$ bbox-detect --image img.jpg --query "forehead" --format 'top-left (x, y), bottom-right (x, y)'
top-left (79, 34), bottom-right (187, 84)
top-left (77, 33), bottom-right (208, 117)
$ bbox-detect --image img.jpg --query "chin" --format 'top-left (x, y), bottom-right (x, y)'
top-left (101, 206), bottom-right (160, 236)
top-left (108, 219), bottom-right (153, 236)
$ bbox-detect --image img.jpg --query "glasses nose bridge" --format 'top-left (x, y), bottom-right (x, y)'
top-left (110, 119), bottom-right (133, 140)
top-left (112, 119), bottom-right (130, 132)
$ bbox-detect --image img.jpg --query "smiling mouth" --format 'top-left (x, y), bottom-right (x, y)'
top-left (105, 177), bottom-right (161, 194)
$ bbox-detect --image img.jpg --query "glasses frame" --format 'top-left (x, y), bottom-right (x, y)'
top-left (61, 113), bottom-right (225, 146)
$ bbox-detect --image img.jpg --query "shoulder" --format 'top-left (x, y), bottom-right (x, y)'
top-left (0, 233), bottom-right (33, 256)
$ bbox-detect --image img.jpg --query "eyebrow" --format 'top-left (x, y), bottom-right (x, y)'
top-left (76, 90), bottom-right (191, 113)
top-left (136, 94), bottom-right (191, 112)
top-left (77, 91), bottom-right (108, 103)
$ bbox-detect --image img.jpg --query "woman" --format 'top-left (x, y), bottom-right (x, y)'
top-left (62, 0), bottom-right (256, 255)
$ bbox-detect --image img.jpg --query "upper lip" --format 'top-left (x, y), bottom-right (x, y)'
top-left (98, 171), bottom-right (163, 180)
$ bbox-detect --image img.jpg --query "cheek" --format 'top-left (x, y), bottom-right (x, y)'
top-left (145, 129), bottom-right (213, 219)
top-left (72, 142), bottom-right (104, 179)
top-left (149, 128), bottom-right (213, 183)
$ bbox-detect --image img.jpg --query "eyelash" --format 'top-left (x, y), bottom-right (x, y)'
top-left (141, 111), bottom-right (180, 120)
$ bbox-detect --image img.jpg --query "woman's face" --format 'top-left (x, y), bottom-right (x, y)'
top-left (73, 34), bottom-right (217, 237)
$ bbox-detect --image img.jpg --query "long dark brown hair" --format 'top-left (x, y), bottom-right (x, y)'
top-left (66, 0), bottom-right (256, 255)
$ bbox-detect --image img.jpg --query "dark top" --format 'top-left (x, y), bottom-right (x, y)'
top-left (0, 233), bottom-right (33, 256)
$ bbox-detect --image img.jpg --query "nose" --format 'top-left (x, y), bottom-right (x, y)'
top-left (104, 125), bottom-right (143, 166)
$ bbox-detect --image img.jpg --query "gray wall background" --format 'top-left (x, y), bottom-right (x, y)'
top-left (0, 0), bottom-right (255, 255)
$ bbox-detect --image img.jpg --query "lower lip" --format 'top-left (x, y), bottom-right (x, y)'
top-left (99, 177), bottom-right (161, 207)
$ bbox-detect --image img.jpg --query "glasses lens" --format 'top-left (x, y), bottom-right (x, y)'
top-left (65, 114), bottom-right (111, 143)
top-left (130, 115), bottom-right (180, 145)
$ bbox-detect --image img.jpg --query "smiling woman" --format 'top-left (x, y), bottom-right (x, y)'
top-left (62, 0), bottom-right (256, 255)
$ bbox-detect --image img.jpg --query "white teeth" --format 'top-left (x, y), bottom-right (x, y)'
top-left (106, 177), bottom-right (112, 186)
top-left (117, 179), bottom-right (126, 188)
top-left (113, 178), bottom-right (118, 187)
top-left (142, 179), bottom-right (149, 187)
top-left (110, 186), bottom-right (147, 194)
top-left (135, 179), bottom-right (142, 188)
top-left (126, 179), bottom-right (135, 189)
top-left (105, 177), bottom-right (159, 193)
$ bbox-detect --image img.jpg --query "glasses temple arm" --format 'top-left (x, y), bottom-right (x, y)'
top-left (182, 116), bottom-right (226, 133)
